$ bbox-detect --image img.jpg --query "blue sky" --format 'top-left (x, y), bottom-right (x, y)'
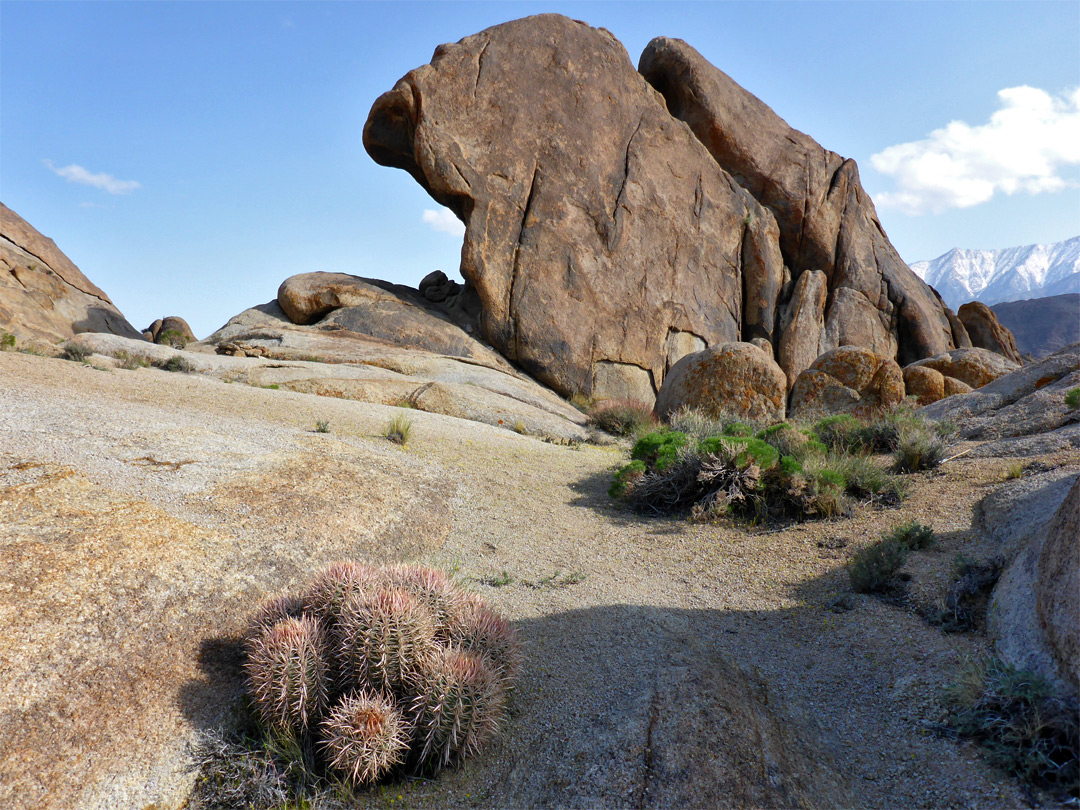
top-left (2, 1), bottom-right (1078, 339)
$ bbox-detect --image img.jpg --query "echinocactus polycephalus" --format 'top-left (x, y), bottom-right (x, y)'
top-left (408, 646), bottom-right (505, 772)
top-left (319, 690), bottom-right (411, 785)
top-left (336, 587), bottom-right (438, 698)
top-left (242, 563), bottom-right (517, 787)
top-left (443, 591), bottom-right (522, 688)
top-left (245, 614), bottom-right (329, 736)
top-left (303, 560), bottom-right (380, 629)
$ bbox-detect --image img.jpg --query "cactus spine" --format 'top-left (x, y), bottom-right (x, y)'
top-left (320, 691), bottom-right (410, 785)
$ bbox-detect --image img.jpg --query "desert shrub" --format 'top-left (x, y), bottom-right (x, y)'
top-left (0, 331), bottom-right (15, 351)
top-left (587, 399), bottom-right (657, 437)
top-left (239, 563), bottom-right (518, 789)
top-left (114, 350), bottom-right (149, 370)
top-left (157, 354), bottom-right (193, 373)
top-left (384, 414), bottom-right (412, 445)
top-left (60, 342), bottom-right (92, 362)
top-left (314, 419), bottom-right (331, 434)
top-left (666, 406), bottom-right (765, 442)
top-left (885, 520), bottom-right (935, 550)
top-left (1066, 387), bottom-right (1080, 410)
top-left (609, 459), bottom-right (646, 498)
top-left (630, 429), bottom-right (689, 472)
top-left (926, 556), bottom-right (1003, 633)
top-left (892, 419), bottom-right (948, 473)
top-left (157, 329), bottom-right (190, 348)
top-left (812, 414), bottom-right (863, 452)
top-left (825, 452), bottom-right (905, 504)
top-left (848, 537), bottom-right (908, 594)
top-left (945, 657), bottom-right (1079, 798)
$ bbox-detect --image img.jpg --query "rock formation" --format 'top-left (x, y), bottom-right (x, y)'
top-left (905, 347), bottom-right (1019, 392)
top-left (143, 316), bottom-right (196, 346)
top-left (365, 15), bottom-right (788, 404)
top-left (638, 38), bottom-right (964, 369)
top-left (787, 346), bottom-right (904, 420)
top-left (902, 364), bottom-right (971, 406)
top-left (957, 302), bottom-right (1020, 363)
top-left (654, 342), bottom-right (788, 422)
top-left (364, 17), bottom-right (964, 406)
top-left (0, 203), bottom-right (141, 344)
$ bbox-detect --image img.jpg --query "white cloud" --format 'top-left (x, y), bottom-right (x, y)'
top-left (871, 86), bottom-right (1080, 215)
top-left (43, 160), bottom-right (141, 195)
top-left (422, 207), bottom-right (465, 237)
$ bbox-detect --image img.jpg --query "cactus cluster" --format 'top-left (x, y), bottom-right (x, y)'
top-left (243, 562), bottom-right (520, 786)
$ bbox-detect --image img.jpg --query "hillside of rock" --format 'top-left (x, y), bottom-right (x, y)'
top-left (0, 203), bottom-right (141, 344)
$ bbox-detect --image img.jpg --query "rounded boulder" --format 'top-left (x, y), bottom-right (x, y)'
top-left (788, 346), bottom-right (904, 420)
top-left (655, 342), bottom-right (787, 423)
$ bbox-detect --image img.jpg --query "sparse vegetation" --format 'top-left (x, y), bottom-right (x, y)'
top-left (944, 656), bottom-right (1078, 798)
top-left (384, 414), bottom-right (412, 445)
top-left (848, 535), bottom-right (908, 594)
top-left (156, 355), bottom-right (194, 373)
top-left (513, 420), bottom-right (528, 435)
top-left (314, 419), bottom-right (331, 434)
top-left (60, 342), bottom-right (93, 362)
top-left (0, 331), bottom-right (15, 351)
top-left (925, 556), bottom-right (1003, 633)
top-left (586, 398), bottom-right (657, 437)
top-left (884, 520), bottom-right (935, 550)
top-left (114, 350), bottom-right (150, 370)
top-left (211, 563), bottom-right (519, 798)
top-left (612, 408), bottom-right (909, 524)
top-left (157, 329), bottom-right (190, 348)
top-left (892, 418), bottom-right (948, 473)
top-left (1065, 387), bottom-right (1080, 409)
top-left (1005, 462), bottom-right (1025, 480)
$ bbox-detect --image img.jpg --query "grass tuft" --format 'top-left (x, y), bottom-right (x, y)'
top-left (587, 399), bottom-right (657, 437)
top-left (314, 419), bottom-right (331, 434)
top-left (383, 414), bottom-right (412, 445)
top-left (60, 342), bottom-right (93, 362)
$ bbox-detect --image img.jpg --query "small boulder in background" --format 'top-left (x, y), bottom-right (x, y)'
top-left (957, 302), bottom-right (1021, 364)
top-left (144, 316), bottom-right (196, 347)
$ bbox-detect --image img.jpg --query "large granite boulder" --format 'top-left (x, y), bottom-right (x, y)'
top-left (787, 346), bottom-right (904, 420)
top-left (638, 37), bottom-right (963, 374)
top-left (901, 364), bottom-right (971, 406)
top-left (276, 272), bottom-right (498, 368)
top-left (654, 342), bottom-right (787, 422)
top-left (364, 14), bottom-right (786, 405)
top-left (1038, 477), bottom-right (1079, 689)
top-left (144, 316), bottom-right (196, 346)
top-left (957, 301), bottom-right (1021, 363)
top-left (905, 347), bottom-right (1019, 391)
top-left (0, 203), bottom-right (141, 344)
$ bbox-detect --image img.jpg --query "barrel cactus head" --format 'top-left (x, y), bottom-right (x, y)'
top-left (320, 690), bottom-right (411, 785)
top-left (245, 614), bottom-right (329, 736)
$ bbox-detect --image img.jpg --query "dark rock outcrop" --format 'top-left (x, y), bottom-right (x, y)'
top-left (364, 14), bottom-right (786, 404)
top-left (957, 302), bottom-right (1020, 363)
top-left (638, 37), bottom-right (964, 369)
top-left (0, 203), bottom-right (141, 344)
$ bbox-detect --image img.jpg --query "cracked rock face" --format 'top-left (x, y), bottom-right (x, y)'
top-left (0, 203), bottom-right (141, 344)
top-left (639, 37), bottom-right (964, 369)
top-left (364, 14), bottom-right (785, 404)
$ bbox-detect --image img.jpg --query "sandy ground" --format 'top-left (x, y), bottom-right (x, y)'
top-left (1, 349), bottom-right (1076, 809)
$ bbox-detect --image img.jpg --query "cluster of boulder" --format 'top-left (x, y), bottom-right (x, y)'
top-left (0, 14), bottom-right (1044, 434)
top-left (358, 14), bottom-right (1025, 421)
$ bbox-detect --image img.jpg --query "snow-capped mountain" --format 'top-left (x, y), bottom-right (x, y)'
top-left (909, 236), bottom-right (1080, 311)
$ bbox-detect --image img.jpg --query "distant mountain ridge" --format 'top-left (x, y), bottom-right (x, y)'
top-left (910, 236), bottom-right (1080, 311)
top-left (990, 294), bottom-right (1080, 359)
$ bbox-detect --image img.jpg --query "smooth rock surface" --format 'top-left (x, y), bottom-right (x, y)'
top-left (918, 344), bottom-right (1079, 440)
top-left (957, 302), bottom-right (1020, 364)
top-left (364, 14), bottom-right (786, 403)
top-left (787, 346), bottom-right (905, 420)
top-left (639, 37), bottom-right (962, 369)
top-left (146, 316), bottom-right (197, 346)
top-left (0, 202), bottom-right (141, 344)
